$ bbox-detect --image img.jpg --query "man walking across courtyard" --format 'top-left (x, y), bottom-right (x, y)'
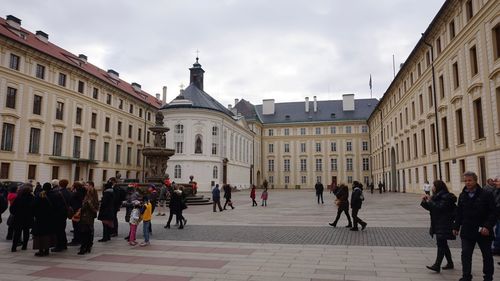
top-left (453, 171), bottom-right (496, 281)
top-left (315, 180), bottom-right (324, 204)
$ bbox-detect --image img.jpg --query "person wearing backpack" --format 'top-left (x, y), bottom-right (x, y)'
top-left (350, 181), bottom-right (367, 231)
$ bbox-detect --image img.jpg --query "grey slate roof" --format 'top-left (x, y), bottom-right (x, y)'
top-left (161, 83), bottom-right (234, 117)
top-left (254, 99), bottom-right (379, 124)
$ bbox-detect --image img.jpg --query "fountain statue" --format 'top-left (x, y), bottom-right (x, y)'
top-left (142, 111), bottom-right (175, 183)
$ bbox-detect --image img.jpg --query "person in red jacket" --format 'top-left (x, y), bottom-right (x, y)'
top-left (250, 185), bottom-right (257, 206)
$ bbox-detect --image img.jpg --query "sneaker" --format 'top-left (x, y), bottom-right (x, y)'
top-left (361, 223), bottom-right (367, 230)
top-left (139, 242), bottom-right (150, 247)
top-left (129, 241), bottom-right (137, 246)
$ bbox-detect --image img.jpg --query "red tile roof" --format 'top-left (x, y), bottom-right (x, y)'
top-left (0, 16), bottom-right (161, 109)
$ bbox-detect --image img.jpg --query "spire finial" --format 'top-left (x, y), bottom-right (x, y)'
top-left (195, 49), bottom-right (200, 62)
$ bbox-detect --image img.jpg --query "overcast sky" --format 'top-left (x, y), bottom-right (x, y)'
top-left (2, 0), bottom-right (445, 107)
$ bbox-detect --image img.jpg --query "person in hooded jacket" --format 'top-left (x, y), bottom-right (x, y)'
top-left (78, 181), bottom-right (99, 255)
top-left (420, 180), bottom-right (457, 273)
top-left (350, 181), bottom-right (367, 231)
top-left (32, 183), bottom-right (56, 257)
top-left (10, 184), bottom-right (35, 252)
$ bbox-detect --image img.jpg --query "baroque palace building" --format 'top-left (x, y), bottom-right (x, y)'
top-left (0, 15), bottom-right (161, 185)
top-left (368, 0), bottom-right (500, 193)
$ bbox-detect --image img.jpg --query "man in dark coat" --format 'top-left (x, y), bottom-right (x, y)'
top-left (350, 181), bottom-right (367, 231)
top-left (68, 183), bottom-right (86, 246)
top-left (98, 185), bottom-right (115, 242)
top-left (10, 184), bottom-right (34, 252)
top-left (110, 178), bottom-right (124, 237)
top-left (315, 180), bottom-right (324, 204)
top-left (49, 179), bottom-right (71, 252)
top-left (329, 184), bottom-right (352, 228)
top-left (223, 184), bottom-right (234, 210)
top-left (453, 171), bottom-right (496, 281)
top-left (492, 175), bottom-right (500, 259)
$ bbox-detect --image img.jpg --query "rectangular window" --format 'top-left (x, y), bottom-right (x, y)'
top-left (117, 121), bottom-right (122, 135)
top-left (267, 129), bottom-right (273, 136)
top-left (102, 169), bottom-right (107, 182)
top-left (56, 102), bottom-right (64, 120)
top-left (330, 126), bottom-right (336, 134)
top-left (0, 163), bottom-right (10, 179)
top-left (430, 124), bottom-right (436, 153)
top-left (119, 99), bottom-right (123, 110)
top-left (417, 62), bottom-right (422, 76)
top-left (315, 127), bottom-right (321, 135)
top-left (128, 124), bottom-right (133, 138)
top-left (419, 94), bottom-right (424, 114)
top-left (411, 101), bottom-right (416, 120)
top-left (9, 53), bottom-right (20, 70)
top-left (89, 139), bottom-right (96, 160)
top-left (315, 158), bottom-right (322, 171)
top-left (331, 142), bottom-right (337, 152)
top-left (137, 149), bottom-right (141, 166)
top-left (428, 85), bottom-right (433, 107)
top-left (73, 136), bottom-right (81, 158)
top-left (175, 142), bottom-right (183, 153)
top-left (52, 166), bottom-right (59, 180)
top-left (413, 133), bottom-right (418, 158)
top-left (346, 158), bottom-right (353, 171)
top-left (115, 144), bottom-right (121, 163)
top-left (330, 158), bottom-right (337, 171)
top-left (346, 126), bottom-right (352, 134)
top-left (449, 20), bottom-right (456, 40)
top-left (362, 158), bottom-right (369, 171)
top-left (105, 117), bottom-right (110, 132)
top-left (452, 62), bottom-right (460, 89)
top-left (1, 123), bottom-right (15, 151)
top-left (465, 0), bottom-right (473, 21)
top-left (268, 143), bottom-right (274, 153)
top-left (300, 143), bottom-right (306, 153)
top-left (494, 24), bottom-right (500, 61)
top-left (139, 108), bottom-right (143, 118)
top-left (300, 159), bottom-right (307, 172)
top-left (129, 104), bottom-right (134, 114)
top-left (346, 141), bottom-right (352, 151)
top-left (147, 131), bottom-right (150, 143)
top-left (426, 51), bottom-right (431, 67)
top-left (442, 117), bottom-right (449, 149)
top-left (445, 162), bottom-right (450, 182)
top-left (127, 147), bottom-right (132, 165)
top-left (284, 159), bottom-right (290, 172)
top-left (421, 129), bottom-right (426, 156)
top-left (268, 159), bottom-right (274, 172)
top-left (33, 95), bottom-right (42, 115)
top-left (423, 166), bottom-right (428, 182)
top-left (212, 143), bottom-right (217, 155)
top-left (436, 37), bottom-right (442, 55)
top-left (284, 176), bottom-right (289, 184)
top-left (138, 128), bottom-right (142, 141)
top-left (6, 87), bottom-right (16, 109)
top-left (473, 98), bottom-right (484, 139)
top-left (301, 176), bottom-right (307, 184)
top-left (284, 143), bottom-right (290, 153)
top-left (497, 88), bottom-right (500, 132)
top-left (361, 125), bottom-right (368, 133)
top-left (459, 159), bottom-right (466, 181)
top-left (147, 112), bottom-right (151, 121)
top-left (406, 137), bottom-right (411, 160)
top-left (362, 141), bottom-right (368, 151)
top-left (53, 132), bottom-right (63, 156)
top-left (315, 142), bottom-right (321, 152)
top-left (415, 167), bottom-right (419, 183)
top-left (58, 73), bottom-right (66, 87)
top-left (92, 87), bottom-right (99, 99)
top-left (456, 109), bottom-right (465, 145)
top-left (103, 142), bottom-right (109, 162)
top-left (284, 128), bottom-right (289, 136)
top-left (78, 80), bottom-right (85, 93)
top-left (91, 113), bottom-right (97, 129)
top-left (75, 107), bottom-right (82, 125)
top-left (300, 128), bottom-right (306, 135)
top-left (439, 75), bottom-right (445, 99)
top-left (470, 45), bottom-right (478, 76)
top-left (29, 128), bottom-right (40, 154)
top-left (36, 64), bottom-right (45, 79)
top-left (106, 94), bottom-right (112, 105)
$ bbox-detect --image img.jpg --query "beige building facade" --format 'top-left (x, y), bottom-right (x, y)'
top-left (368, 0), bottom-right (500, 193)
top-left (0, 15), bottom-right (161, 186)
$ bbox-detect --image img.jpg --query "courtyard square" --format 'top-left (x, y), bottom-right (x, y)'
top-left (0, 189), bottom-right (498, 281)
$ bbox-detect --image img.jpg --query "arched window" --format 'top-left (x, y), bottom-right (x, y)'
top-left (195, 134), bottom-right (203, 154)
top-left (174, 165), bottom-right (181, 179)
top-left (213, 166), bottom-right (218, 179)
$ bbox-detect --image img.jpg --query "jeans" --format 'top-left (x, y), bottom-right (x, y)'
top-left (434, 238), bottom-right (453, 266)
top-left (332, 205), bottom-right (352, 226)
top-left (213, 200), bottom-right (223, 212)
top-left (493, 220), bottom-right (500, 253)
top-left (143, 221), bottom-right (151, 243)
top-left (461, 237), bottom-right (494, 281)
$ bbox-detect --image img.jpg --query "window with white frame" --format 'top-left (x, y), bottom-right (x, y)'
top-left (175, 124), bottom-right (184, 134)
top-left (347, 176), bottom-right (353, 183)
top-left (315, 142), bottom-right (321, 152)
top-left (284, 159), bottom-right (290, 172)
top-left (330, 158), bottom-right (337, 171)
top-left (331, 142), bottom-right (337, 152)
top-left (361, 125), bottom-right (368, 133)
top-left (213, 166), bottom-right (218, 179)
top-left (346, 158), bottom-right (353, 171)
top-left (268, 159), bottom-right (274, 172)
top-left (284, 176), bottom-right (290, 184)
top-left (346, 126), bottom-right (352, 134)
top-left (315, 158), bottom-right (322, 171)
top-left (284, 143), bottom-right (290, 153)
top-left (300, 143), bottom-right (306, 153)
top-left (268, 129), bottom-right (274, 136)
top-left (212, 143), bottom-right (217, 155)
top-left (300, 159), bottom-right (307, 171)
top-left (316, 176), bottom-right (322, 183)
top-left (330, 126), bottom-right (336, 134)
top-left (175, 142), bottom-right (183, 153)
top-left (362, 141), bottom-right (368, 151)
top-left (174, 165), bottom-right (181, 178)
top-left (268, 176), bottom-right (274, 184)
top-left (284, 128), bottom-right (290, 136)
top-left (212, 126), bottom-right (218, 136)
top-left (362, 158), bottom-right (369, 171)
top-left (346, 141), bottom-right (352, 151)
top-left (315, 127), bottom-right (321, 135)
top-left (300, 128), bottom-right (306, 135)
top-left (268, 143), bottom-right (274, 153)
top-left (301, 176), bottom-right (307, 184)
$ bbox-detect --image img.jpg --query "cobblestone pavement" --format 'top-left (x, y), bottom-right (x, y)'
top-left (0, 189), bottom-right (498, 281)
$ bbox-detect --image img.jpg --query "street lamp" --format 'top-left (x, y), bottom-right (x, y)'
top-left (422, 34), bottom-right (442, 180)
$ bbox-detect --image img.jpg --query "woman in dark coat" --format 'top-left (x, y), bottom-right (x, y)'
top-left (164, 185), bottom-right (185, 229)
top-left (78, 181), bottom-right (99, 254)
top-left (329, 184), bottom-right (352, 228)
top-left (32, 183), bottom-right (56, 257)
top-left (10, 184), bottom-right (35, 252)
top-left (223, 184), bottom-right (234, 210)
top-left (97, 186), bottom-right (115, 242)
top-left (421, 180), bottom-right (457, 272)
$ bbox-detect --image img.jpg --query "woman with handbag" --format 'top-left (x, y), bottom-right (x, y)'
top-left (78, 182), bottom-right (99, 254)
top-left (329, 184), bottom-right (352, 228)
top-left (420, 180), bottom-right (457, 272)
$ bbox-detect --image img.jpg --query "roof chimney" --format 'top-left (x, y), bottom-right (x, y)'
top-left (262, 99), bottom-right (275, 115)
top-left (78, 54), bottom-right (87, 63)
top-left (313, 96), bottom-right (317, 112)
top-left (342, 94), bottom-right (355, 111)
top-left (162, 86), bottom-right (167, 105)
top-left (6, 15), bottom-right (21, 29)
top-left (35, 30), bottom-right (49, 43)
top-left (107, 69), bottom-right (119, 80)
top-left (228, 104), bottom-right (232, 110)
top-left (234, 98), bottom-right (239, 105)
top-left (131, 82), bottom-right (141, 92)
top-left (156, 93), bottom-right (161, 100)
top-left (305, 97), bottom-right (310, 113)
